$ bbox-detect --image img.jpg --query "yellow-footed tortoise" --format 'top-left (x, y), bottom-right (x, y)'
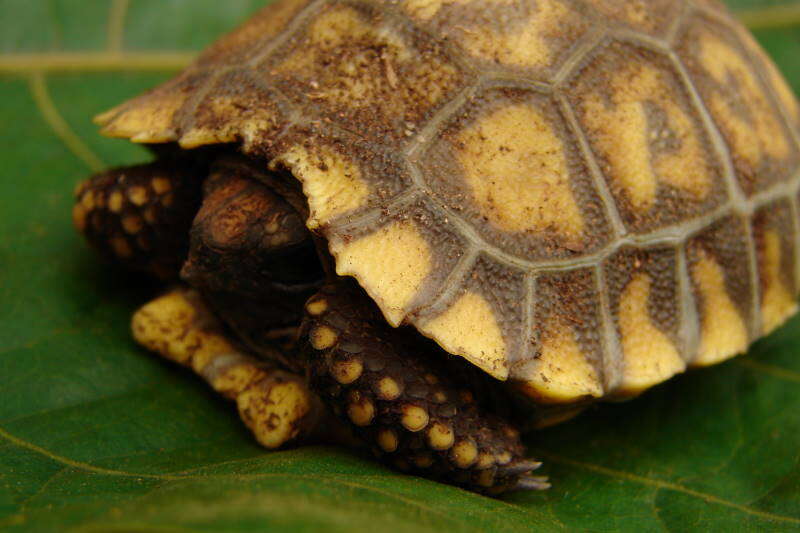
top-left (72, 0), bottom-right (800, 494)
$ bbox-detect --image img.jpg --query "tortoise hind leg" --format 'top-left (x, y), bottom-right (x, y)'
top-left (132, 286), bottom-right (323, 449)
top-left (73, 158), bottom-right (204, 280)
top-left (300, 281), bottom-right (548, 494)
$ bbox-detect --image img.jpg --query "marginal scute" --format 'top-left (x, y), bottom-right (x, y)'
top-left (456, 102), bottom-right (584, 239)
top-left (419, 291), bottom-right (508, 379)
top-left (754, 201), bottom-right (799, 334)
top-left (330, 221), bottom-right (432, 326)
top-left (96, 72), bottom-right (203, 142)
top-left (759, 231), bottom-right (798, 334)
top-left (690, 250), bottom-right (749, 366)
top-left (521, 316), bottom-right (603, 403)
top-left (274, 143), bottom-right (369, 228)
top-left (617, 273), bottom-right (685, 395)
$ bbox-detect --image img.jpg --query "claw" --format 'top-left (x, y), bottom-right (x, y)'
top-left (502, 459), bottom-right (543, 476)
top-left (515, 475), bottom-right (551, 491)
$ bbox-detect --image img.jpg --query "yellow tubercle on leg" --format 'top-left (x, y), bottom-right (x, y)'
top-left (131, 287), bottom-right (321, 448)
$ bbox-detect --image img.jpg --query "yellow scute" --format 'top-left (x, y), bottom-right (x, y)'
top-left (274, 144), bottom-right (368, 228)
top-left (456, 103), bottom-right (584, 242)
top-left (617, 273), bottom-right (685, 395)
top-left (760, 231), bottom-right (798, 334)
top-left (524, 316), bottom-right (603, 403)
top-left (331, 221), bottom-right (432, 326)
top-left (580, 62), bottom-right (712, 212)
top-left (699, 31), bottom-right (789, 169)
top-left (692, 251), bottom-right (749, 366)
top-left (420, 292), bottom-right (508, 379)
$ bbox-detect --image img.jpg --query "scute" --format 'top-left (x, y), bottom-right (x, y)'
top-left (566, 40), bottom-right (726, 232)
top-left (96, 0), bottom-right (800, 406)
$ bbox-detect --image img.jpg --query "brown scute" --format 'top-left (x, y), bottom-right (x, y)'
top-left (177, 70), bottom-right (286, 152)
top-left (753, 200), bottom-right (799, 334)
top-left (300, 282), bottom-right (547, 494)
top-left (566, 40), bottom-right (727, 233)
top-left (403, 0), bottom-right (590, 80)
top-left (676, 14), bottom-right (799, 196)
top-left (583, 0), bottom-right (683, 36)
top-left (422, 86), bottom-right (612, 261)
top-left (686, 215), bottom-right (755, 365)
top-left (73, 158), bottom-right (203, 279)
top-left (193, 0), bottom-right (314, 68)
top-left (266, 1), bottom-right (466, 140)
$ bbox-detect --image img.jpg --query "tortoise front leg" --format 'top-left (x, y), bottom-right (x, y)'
top-left (132, 286), bottom-right (322, 449)
top-left (72, 158), bottom-right (204, 280)
top-left (300, 282), bottom-right (548, 494)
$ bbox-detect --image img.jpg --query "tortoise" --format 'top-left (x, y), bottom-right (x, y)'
top-left (72, 0), bottom-right (800, 494)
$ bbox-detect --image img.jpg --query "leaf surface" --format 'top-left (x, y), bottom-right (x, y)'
top-left (0, 1), bottom-right (799, 531)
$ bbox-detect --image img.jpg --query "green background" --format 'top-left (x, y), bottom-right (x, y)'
top-left (1, 1), bottom-right (799, 531)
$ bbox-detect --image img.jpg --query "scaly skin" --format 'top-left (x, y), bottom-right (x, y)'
top-left (73, 159), bottom-right (204, 279)
top-left (74, 158), bottom-right (547, 494)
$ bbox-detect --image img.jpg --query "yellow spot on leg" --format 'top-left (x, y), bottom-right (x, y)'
top-left (108, 191), bottom-right (124, 213)
top-left (305, 298), bottom-right (329, 316)
top-left (400, 404), bottom-right (429, 432)
top-left (377, 428), bottom-right (399, 452)
top-left (420, 291), bottom-right (508, 379)
top-left (330, 358), bottom-right (363, 384)
top-left (617, 273), bottom-right (685, 395)
top-left (151, 176), bottom-right (172, 194)
top-left (451, 439), bottom-right (478, 468)
top-left (122, 214), bottom-right (144, 235)
top-left (310, 325), bottom-right (338, 350)
top-left (376, 376), bottom-right (402, 400)
top-left (110, 236), bottom-right (133, 258)
top-left (332, 221), bottom-right (432, 326)
top-left (426, 422), bottom-right (454, 450)
top-left (521, 316), bottom-right (603, 403)
top-left (760, 231), bottom-right (798, 334)
top-left (692, 251), bottom-right (749, 366)
top-left (347, 392), bottom-right (375, 426)
top-left (127, 185), bottom-right (149, 206)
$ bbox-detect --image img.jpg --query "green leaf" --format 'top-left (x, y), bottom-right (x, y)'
top-left (1, 1), bottom-right (799, 531)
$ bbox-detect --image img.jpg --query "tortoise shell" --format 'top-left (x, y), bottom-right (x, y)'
top-left (95, 0), bottom-right (800, 404)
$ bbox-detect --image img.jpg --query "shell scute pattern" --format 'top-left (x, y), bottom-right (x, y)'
top-left (401, 0), bottom-right (592, 80)
top-left (676, 13), bottom-right (800, 196)
top-left (565, 40), bottom-right (728, 232)
top-left (421, 86), bottom-right (613, 261)
top-left (266, 1), bottom-right (468, 140)
top-left (94, 0), bottom-right (800, 404)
